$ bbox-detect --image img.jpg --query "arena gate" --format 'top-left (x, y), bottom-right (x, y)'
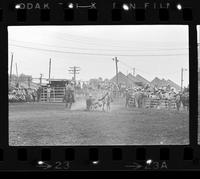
top-left (40, 86), bottom-right (83, 102)
top-left (40, 87), bottom-right (65, 102)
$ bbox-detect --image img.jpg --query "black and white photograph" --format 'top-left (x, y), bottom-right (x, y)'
top-left (8, 25), bottom-right (189, 146)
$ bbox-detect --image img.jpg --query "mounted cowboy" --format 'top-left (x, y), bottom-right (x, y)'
top-left (181, 92), bottom-right (189, 111)
top-left (175, 92), bottom-right (181, 111)
top-left (98, 91), bottom-right (112, 112)
top-left (175, 91), bottom-right (189, 111)
top-left (125, 88), bottom-right (131, 108)
top-left (63, 81), bottom-right (75, 109)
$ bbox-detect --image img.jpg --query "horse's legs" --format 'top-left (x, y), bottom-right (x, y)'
top-left (136, 99), bottom-right (139, 108)
top-left (69, 103), bottom-right (72, 109)
top-left (184, 105), bottom-right (189, 112)
top-left (176, 103), bottom-right (180, 111)
top-left (107, 103), bottom-right (110, 111)
top-left (183, 104), bottom-right (185, 111)
top-left (168, 101), bottom-right (170, 110)
top-left (102, 103), bottom-right (105, 111)
top-left (186, 105), bottom-right (189, 111)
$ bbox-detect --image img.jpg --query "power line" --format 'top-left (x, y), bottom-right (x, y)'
top-left (11, 28), bottom-right (188, 51)
top-left (119, 60), bottom-right (153, 75)
top-left (9, 39), bottom-right (189, 52)
top-left (119, 58), bottom-right (181, 77)
top-left (9, 53), bottom-right (14, 86)
top-left (43, 30), bottom-right (188, 49)
top-left (10, 44), bottom-right (188, 57)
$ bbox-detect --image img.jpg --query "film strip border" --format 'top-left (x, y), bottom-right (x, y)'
top-left (0, 0), bottom-right (200, 171)
top-left (0, 146), bottom-right (200, 170)
top-left (0, 0), bottom-right (199, 24)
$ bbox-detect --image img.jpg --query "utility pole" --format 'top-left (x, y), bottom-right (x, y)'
top-left (133, 68), bottom-right (135, 76)
top-left (15, 63), bottom-right (19, 87)
top-left (68, 66), bottom-right (80, 82)
top-left (48, 58), bottom-right (51, 85)
top-left (181, 68), bottom-right (187, 92)
top-left (112, 57), bottom-right (119, 86)
top-left (39, 74), bottom-right (43, 85)
top-left (9, 53), bottom-right (14, 87)
top-left (181, 68), bottom-right (183, 92)
top-left (15, 63), bottom-right (18, 78)
top-left (27, 77), bottom-right (32, 88)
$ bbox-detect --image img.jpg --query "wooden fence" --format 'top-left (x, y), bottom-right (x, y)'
top-left (128, 97), bottom-right (177, 110)
top-left (41, 87), bottom-right (65, 102)
top-left (41, 87), bottom-right (177, 110)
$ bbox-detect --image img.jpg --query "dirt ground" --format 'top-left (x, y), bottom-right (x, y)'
top-left (9, 98), bottom-right (190, 146)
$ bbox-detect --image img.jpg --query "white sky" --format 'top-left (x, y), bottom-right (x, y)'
top-left (8, 25), bottom-right (189, 87)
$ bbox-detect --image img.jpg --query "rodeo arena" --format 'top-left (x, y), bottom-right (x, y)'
top-left (9, 67), bottom-right (189, 146)
top-left (9, 72), bottom-right (189, 111)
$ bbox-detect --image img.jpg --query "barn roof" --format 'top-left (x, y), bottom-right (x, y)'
top-left (110, 72), bottom-right (141, 87)
top-left (151, 77), bottom-right (181, 90)
top-left (135, 74), bottom-right (150, 85)
top-left (110, 71), bottom-right (130, 84)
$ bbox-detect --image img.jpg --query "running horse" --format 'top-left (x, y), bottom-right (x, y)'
top-left (98, 92), bottom-right (112, 112)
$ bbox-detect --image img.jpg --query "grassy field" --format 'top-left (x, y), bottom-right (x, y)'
top-left (9, 98), bottom-right (190, 146)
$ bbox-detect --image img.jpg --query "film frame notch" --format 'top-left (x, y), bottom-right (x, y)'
top-left (16, 9), bottom-right (27, 22)
top-left (183, 147), bottom-right (194, 160)
top-left (65, 148), bottom-right (75, 161)
top-left (182, 8), bottom-right (193, 21)
top-left (40, 9), bottom-right (50, 22)
top-left (159, 8), bottom-right (169, 21)
top-left (17, 148), bottom-right (28, 161)
top-left (89, 148), bottom-right (99, 163)
top-left (136, 148), bottom-right (146, 161)
top-left (41, 148), bottom-right (51, 161)
top-left (88, 9), bottom-right (98, 21)
top-left (112, 9), bottom-right (122, 21)
top-left (135, 9), bottom-right (146, 21)
top-left (112, 148), bottom-right (122, 160)
top-left (160, 148), bottom-right (170, 160)
top-left (64, 9), bottom-right (74, 21)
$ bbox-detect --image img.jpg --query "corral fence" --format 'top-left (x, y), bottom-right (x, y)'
top-left (40, 87), bottom-right (177, 110)
top-left (128, 97), bottom-right (177, 110)
top-left (41, 87), bottom-right (65, 102)
top-left (40, 87), bottom-right (86, 102)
